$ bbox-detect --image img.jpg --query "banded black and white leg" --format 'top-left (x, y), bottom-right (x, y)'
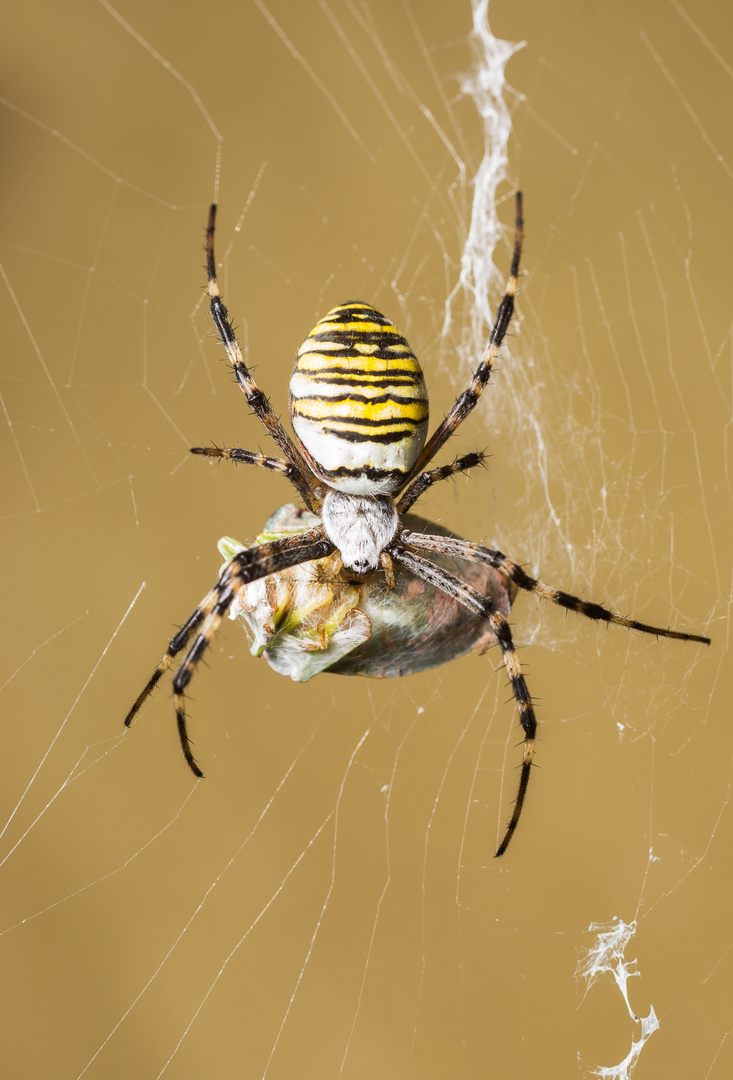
top-left (204, 205), bottom-right (320, 513)
top-left (190, 445), bottom-right (310, 490)
top-left (124, 528), bottom-right (334, 774)
top-left (400, 532), bottom-right (712, 645)
top-left (397, 452), bottom-right (487, 514)
top-left (392, 530), bottom-right (711, 855)
top-left (387, 542), bottom-right (535, 857)
top-left (401, 192), bottom-right (523, 485)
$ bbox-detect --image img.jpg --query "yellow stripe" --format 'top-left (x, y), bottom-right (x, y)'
top-left (296, 357), bottom-right (422, 375)
top-left (293, 399), bottom-right (428, 422)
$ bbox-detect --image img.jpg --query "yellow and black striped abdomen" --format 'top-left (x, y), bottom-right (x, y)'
top-left (289, 302), bottom-right (429, 494)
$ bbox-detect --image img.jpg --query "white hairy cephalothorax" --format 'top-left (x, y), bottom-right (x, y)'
top-left (321, 490), bottom-right (399, 573)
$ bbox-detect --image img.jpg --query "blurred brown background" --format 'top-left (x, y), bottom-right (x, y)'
top-left (0, 0), bottom-right (728, 1077)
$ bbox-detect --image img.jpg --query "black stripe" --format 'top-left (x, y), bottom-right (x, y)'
top-left (322, 464), bottom-right (406, 482)
top-left (299, 347), bottom-right (417, 361)
top-left (308, 331), bottom-right (411, 348)
top-left (293, 391), bottom-right (426, 406)
top-left (322, 426), bottom-right (414, 444)
top-left (319, 415), bottom-right (424, 429)
top-left (295, 376), bottom-right (419, 389)
top-left (509, 673), bottom-right (532, 708)
top-left (325, 305), bottom-right (391, 323)
top-left (294, 365), bottom-right (419, 380)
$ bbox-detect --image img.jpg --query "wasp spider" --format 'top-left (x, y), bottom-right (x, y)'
top-left (125, 194), bottom-right (710, 856)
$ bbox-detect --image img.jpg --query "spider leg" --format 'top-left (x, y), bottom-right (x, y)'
top-left (191, 444), bottom-right (307, 483)
top-left (397, 451), bottom-right (487, 514)
top-left (388, 542), bottom-right (536, 858)
top-left (400, 531), bottom-right (711, 645)
top-left (125, 528), bottom-right (334, 774)
top-left (401, 192), bottom-right (523, 485)
top-left (206, 204), bottom-right (320, 511)
top-left (123, 603), bottom-right (212, 732)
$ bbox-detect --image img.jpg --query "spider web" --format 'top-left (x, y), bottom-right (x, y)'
top-left (0, 0), bottom-right (729, 1077)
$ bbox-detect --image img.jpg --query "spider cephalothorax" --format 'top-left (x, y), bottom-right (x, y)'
top-left (125, 194), bottom-right (710, 856)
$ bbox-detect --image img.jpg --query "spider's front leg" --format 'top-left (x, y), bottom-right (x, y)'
top-left (124, 528), bottom-right (334, 775)
top-left (395, 530), bottom-right (710, 854)
top-left (123, 601), bottom-right (213, 744)
top-left (388, 542), bottom-right (536, 857)
top-left (401, 531), bottom-right (711, 645)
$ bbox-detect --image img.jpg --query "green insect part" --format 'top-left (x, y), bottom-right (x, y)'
top-left (219, 504), bottom-right (515, 683)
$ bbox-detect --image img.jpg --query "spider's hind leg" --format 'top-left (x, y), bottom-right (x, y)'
top-left (400, 191), bottom-right (523, 485)
top-left (205, 205), bottom-right (319, 512)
